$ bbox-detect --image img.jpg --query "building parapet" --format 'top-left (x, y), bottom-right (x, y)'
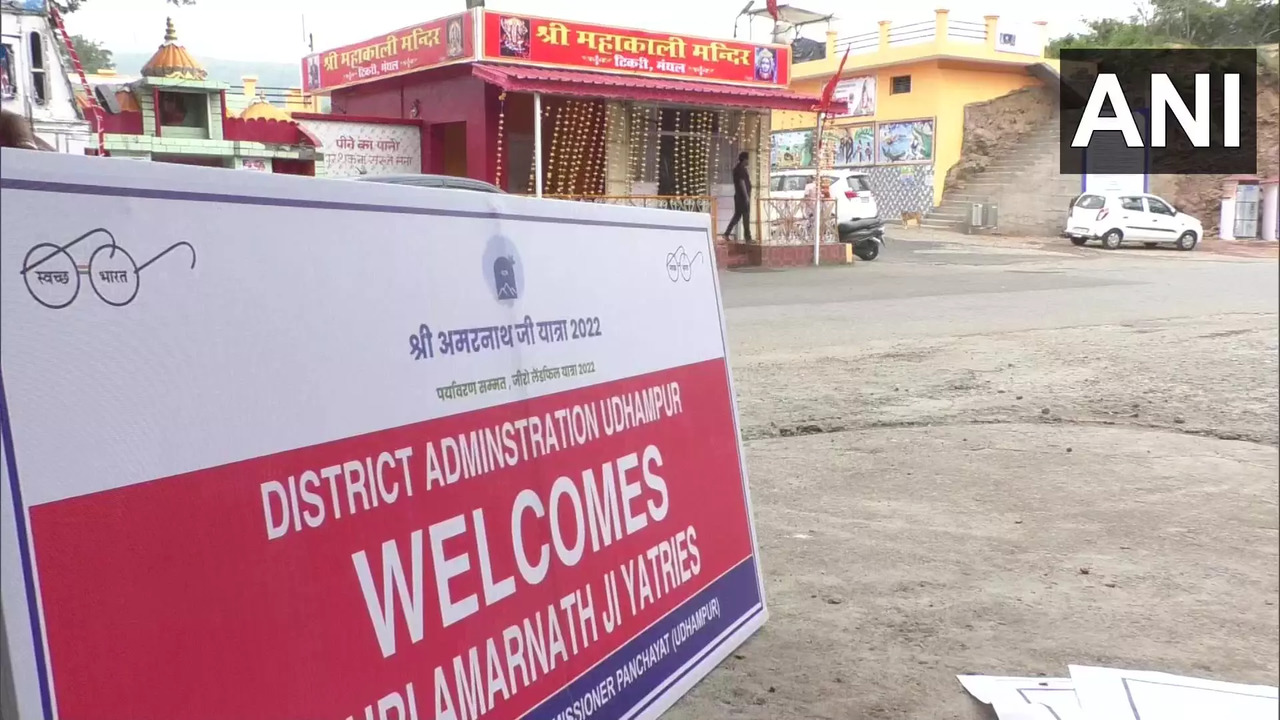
top-left (794, 10), bottom-right (1047, 80)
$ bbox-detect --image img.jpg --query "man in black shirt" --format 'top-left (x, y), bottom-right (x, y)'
top-left (723, 151), bottom-right (753, 242)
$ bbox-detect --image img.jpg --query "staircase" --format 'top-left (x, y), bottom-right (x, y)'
top-left (924, 117), bottom-right (1082, 236)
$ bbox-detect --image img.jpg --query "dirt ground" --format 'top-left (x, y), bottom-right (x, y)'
top-left (666, 234), bottom-right (1280, 719)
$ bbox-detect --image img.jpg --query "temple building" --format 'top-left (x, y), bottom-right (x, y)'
top-left (301, 8), bottom-right (849, 265)
top-left (84, 18), bottom-right (322, 174)
top-left (1, 0), bottom-right (93, 152)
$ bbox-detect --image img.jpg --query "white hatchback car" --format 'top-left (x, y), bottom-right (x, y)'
top-left (1065, 192), bottom-right (1203, 251)
top-left (768, 169), bottom-right (878, 222)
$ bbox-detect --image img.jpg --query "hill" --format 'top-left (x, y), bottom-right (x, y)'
top-left (111, 51), bottom-right (302, 89)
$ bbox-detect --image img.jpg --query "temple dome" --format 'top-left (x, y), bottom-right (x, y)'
top-left (240, 97), bottom-right (291, 122)
top-left (141, 18), bottom-right (207, 80)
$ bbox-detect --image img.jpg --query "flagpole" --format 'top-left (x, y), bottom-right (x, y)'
top-left (811, 44), bottom-right (850, 267)
top-left (812, 111), bottom-right (824, 266)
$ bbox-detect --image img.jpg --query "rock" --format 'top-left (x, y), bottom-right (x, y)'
top-left (1041, 407), bottom-right (1051, 415)
top-left (1066, 447), bottom-right (1073, 453)
top-left (1015, 395), bottom-right (1023, 400)
top-left (825, 596), bottom-right (844, 605)
top-left (1078, 567), bottom-right (1091, 575)
top-left (768, 686), bottom-right (777, 693)
top-left (1174, 416), bottom-right (1186, 424)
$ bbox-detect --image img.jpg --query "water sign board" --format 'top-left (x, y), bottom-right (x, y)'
top-left (0, 150), bottom-right (766, 720)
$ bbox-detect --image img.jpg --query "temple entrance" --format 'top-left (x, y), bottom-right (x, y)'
top-left (433, 122), bottom-right (468, 177)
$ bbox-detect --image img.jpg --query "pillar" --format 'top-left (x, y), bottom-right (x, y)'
top-left (825, 30), bottom-right (837, 61)
top-left (934, 9), bottom-right (949, 45)
top-left (753, 111), bottom-right (772, 244)
top-left (1219, 180), bottom-right (1238, 239)
top-left (984, 16), bottom-right (999, 51)
top-left (533, 92), bottom-right (544, 197)
top-left (1033, 21), bottom-right (1048, 58)
top-left (1262, 180), bottom-right (1278, 241)
top-left (878, 21), bottom-right (891, 51)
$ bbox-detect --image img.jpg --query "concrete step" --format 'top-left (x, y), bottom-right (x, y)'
top-left (982, 154), bottom-right (1059, 164)
top-left (926, 211), bottom-right (969, 221)
top-left (934, 202), bottom-right (984, 213)
top-left (952, 182), bottom-right (1014, 191)
top-left (982, 159), bottom-right (1058, 169)
top-left (985, 156), bottom-right (1054, 163)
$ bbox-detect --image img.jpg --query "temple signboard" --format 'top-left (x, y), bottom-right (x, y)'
top-left (301, 12), bottom-right (474, 93)
top-left (481, 11), bottom-right (791, 86)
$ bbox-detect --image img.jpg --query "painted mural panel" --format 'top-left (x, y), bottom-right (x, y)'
top-left (832, 76), bottom-right (875, 118)
top-left (877, 118), bottom-right (934, 165)
top-left (830, 124), bottom-right (876, 167)
top-left (771, 129), bottom-right (813, 170)
top-left (295, 119), bottom-right (421, 177)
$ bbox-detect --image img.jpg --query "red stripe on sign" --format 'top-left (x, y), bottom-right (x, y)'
top-left (30, 358), bottom-right (754, 720)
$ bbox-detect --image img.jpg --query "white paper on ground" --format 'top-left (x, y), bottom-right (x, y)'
top-left (1069, 665), bottom-right (1280, 720)
top-left (958, 675), bottom-right (1084, 719)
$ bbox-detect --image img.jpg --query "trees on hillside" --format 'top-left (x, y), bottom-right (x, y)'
top-left (70, 34), bottom-right (112, 72)
top-left (1049, 0), bottom-right (1279, 54)
top-left (55, 0), bottom-right (196, 74)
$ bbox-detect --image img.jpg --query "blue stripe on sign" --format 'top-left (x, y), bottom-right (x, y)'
top-left (525, 558), bottom-right (763, 720)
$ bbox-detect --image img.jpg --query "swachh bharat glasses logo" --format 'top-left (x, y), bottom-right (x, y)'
top-left (20, 227), bottom-right (197, 309)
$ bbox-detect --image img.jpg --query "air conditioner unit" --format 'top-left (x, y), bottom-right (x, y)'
top-left (970, 203), bottom-right (984, 227)
top-left (982, 203), bottom-right (999, 229)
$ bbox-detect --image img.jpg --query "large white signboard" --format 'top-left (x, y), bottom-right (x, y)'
top-left (296, 117), bottom-right (423, 177)
top-left (994, 19), bottom-right (1042, 57)
top-left (0, 150), bottom-right (766, 720)
top-left (832, 76), bottom-right (875, 118)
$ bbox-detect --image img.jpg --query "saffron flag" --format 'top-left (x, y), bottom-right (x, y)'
top-left (817, 45), bottom-right (851, 116)
top-left (766, 0), bottom-right (780, 21)
top-left (815, 45), bottom-right (851, 154)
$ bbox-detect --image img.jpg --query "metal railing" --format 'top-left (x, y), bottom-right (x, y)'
top-left (887, 20), bottom-right (936, 46)
top-left (530, 194), bottom-right (838, 247)
top-left (540, 194), bottom-right (718, 230)
top-left (832, 29), bottom-right (881, 57)
top-left (759, 197), bottom-right (838, 245)
top-left (947, 19), bottom-right (988, 43)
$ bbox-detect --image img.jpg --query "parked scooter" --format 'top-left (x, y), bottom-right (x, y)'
top-left (837, 217), bottom-right (886, 261)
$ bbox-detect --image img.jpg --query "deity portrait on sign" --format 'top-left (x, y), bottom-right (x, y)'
top-left (499, 16), bottom-right (531, 58)
top-left (754, 47), bottom-right (776, 82)
top-left (446, 18), bottom-right (465, 59)
top-left (305, 54), bottom-right (321, 92)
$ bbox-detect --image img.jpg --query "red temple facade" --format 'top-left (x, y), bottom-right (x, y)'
top-left (302, 9), bottom-right (846, 262)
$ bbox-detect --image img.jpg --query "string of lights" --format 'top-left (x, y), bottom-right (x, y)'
top-left (494, 91), bottom-right (507, 189)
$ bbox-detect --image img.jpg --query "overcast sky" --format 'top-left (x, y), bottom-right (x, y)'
top-left (67, 0), bottom-right (1137, 64)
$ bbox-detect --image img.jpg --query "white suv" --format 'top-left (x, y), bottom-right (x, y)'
top-left (768, 169), bottom-right (878, 222)
top-left (1065, 192), bottom-right (1203, 251)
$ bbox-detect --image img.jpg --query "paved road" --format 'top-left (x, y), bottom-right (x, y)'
top-left (667, 234), bottom-right (1279, 720)
top-left (720, 235), bottom-right (1278, 342)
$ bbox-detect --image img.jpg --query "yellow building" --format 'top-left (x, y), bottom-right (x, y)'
top-left (772, 10), bottom-right (1057, 217)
